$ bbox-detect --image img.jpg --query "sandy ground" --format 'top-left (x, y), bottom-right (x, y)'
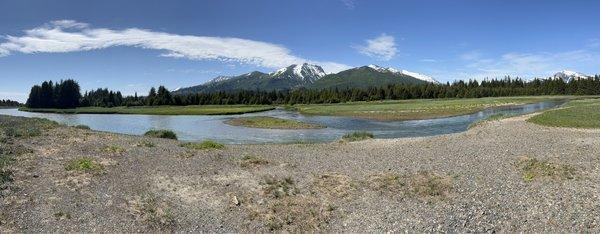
top-left (1, 114), bottom-right (600, 232)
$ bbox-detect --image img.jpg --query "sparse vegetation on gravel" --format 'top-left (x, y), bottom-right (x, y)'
top-left (144, 129), bottom-right (177, 140)
top-left (136, 140), bottom-right (155, 147)
top-left (102, 145), bottom-right (125, 154)
top-left (179, 140), bottom-right (224, 150)
top-left (64, 157), bottom-right (104, 173)
top-left (369, 171), bottom-right (453, 198)
top-left (516, 156), bottom-right (576, 182)
top-left (342, 131), bottom-right (374, 141)
top-left (74, 124), bottom-right (91, 130)
top-left (240, 155), bottom-right (269, 168)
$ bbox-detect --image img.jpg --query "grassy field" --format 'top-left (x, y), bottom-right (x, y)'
top-left (20, 105), bottom-right (275, 115)
top-left (224, 116), bottom-right (325, 129)
top-left (294, 96), bottom-right (576, 121)
top-left (527, 98), bottom-right (600, 128)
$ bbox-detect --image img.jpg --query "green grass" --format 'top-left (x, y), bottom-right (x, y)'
top-left (144, 130), bottom-right (177, 140)
top-left (516, 157), bottom-right (576, 182)
top-left (224, 116), bottom-right (325, 129)
top-left (102, 145), bottom-right (125, 154)
top-left (342, 131), bottom-right (374, 142)
top-left (295, 96), bottom-right (573, 121)
top-left (179, 140), bottom-right (224, 150)
top-left (528, 98), bottom-right (600, 128)
top-left (65, 157), bottom-right (104, 173)
top-left (20, 105), bottom-right (275, 115)
top-left (0, 116), bottom-right (58, 138)
top-left (136, 140), bottom-right (155, 147)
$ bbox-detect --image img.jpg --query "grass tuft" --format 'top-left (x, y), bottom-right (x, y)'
top-left (240, 155), bottom-right (269, 168)
top-left (342, 131), bottom-right (374, 142)
top-left (102, 145), bottom-right (125, 154)
top-left (74, 124), bottom-right (91, 130)
top-left (136, 140), bottom-right (155, 147)
top-left (144, 130), bottom-right (177, 140)
top-left (65, 157), bottom-right (104, 173)
top-left (368, 171), bottom-right (452, 198)
top-left (516, 156), bottom-right (576, 182)
top-left (262, 176), bottom-right (299, 198)
top-left (179, 140), bottom-right (224, 150)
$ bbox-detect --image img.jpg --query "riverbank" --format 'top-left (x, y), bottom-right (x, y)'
top-left (294, 95), bottom-right (581, 120)
top-left (224, 116), bottom-right (325, 129)
top-left (18, 96), bottom-right (584, 120)
top-left (19, 105), bottom-right (275, 115)
top-left (1, 109), bottom-right (599, 232)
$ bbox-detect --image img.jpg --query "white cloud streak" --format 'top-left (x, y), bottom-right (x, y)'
top-left (355, 33), bottom-right (397, 61)
top-left (0, 20), bottom-right (350, 73)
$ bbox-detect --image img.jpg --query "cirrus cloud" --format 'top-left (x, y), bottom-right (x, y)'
top-left (0, 20), bottom-right (350, 73)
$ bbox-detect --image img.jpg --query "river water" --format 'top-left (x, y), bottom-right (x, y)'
top-left (0, 100), bottom-right (565, 144)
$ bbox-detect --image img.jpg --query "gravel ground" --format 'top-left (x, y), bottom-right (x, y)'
top-left (1, 114), bottom-right (599, 232)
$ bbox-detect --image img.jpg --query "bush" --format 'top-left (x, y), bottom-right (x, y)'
top-left (74, 124), bottom-right (91, 130)
top-left (144, 130), bottom-right (177, 140)
top-left (342, 131), bottom-right (374, 142)
top-left (179, 140), bottom-right (224, 150)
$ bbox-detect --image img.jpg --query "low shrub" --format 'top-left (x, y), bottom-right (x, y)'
top-left (74, 124), bottom-right (91, 130)
top-left (342, 131), bottom-right (374, 142)
top-left (65, 157), bottom-right (104, 173)
top-left (144, 130), bottom-right (177, 140)
top-left (179, 140), bottom-right (224, 150)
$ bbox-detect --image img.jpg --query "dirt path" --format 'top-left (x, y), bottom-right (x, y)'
top-left (1, 114), bottom-right (599, 232)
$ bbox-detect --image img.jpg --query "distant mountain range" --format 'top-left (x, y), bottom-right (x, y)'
top-left (173, 63), bottom-right (438, 95)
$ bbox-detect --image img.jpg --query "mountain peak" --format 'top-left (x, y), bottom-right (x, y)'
top-left (553, 70), bottom-right (589, 82)
top-left (270, 63), bottom-right (325, 83)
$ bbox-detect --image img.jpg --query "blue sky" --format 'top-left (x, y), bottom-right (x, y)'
top-left (1, 0), bottom-right (600, 102)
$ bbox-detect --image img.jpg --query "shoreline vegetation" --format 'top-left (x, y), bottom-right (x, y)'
top-left (17, 95), bottom-right (591, 120)
top-left (224, 116), bottom-right (325, 129)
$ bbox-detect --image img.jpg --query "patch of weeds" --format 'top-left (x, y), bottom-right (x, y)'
top-left (64, 157), bottom-right (104, 173)
top-left (102, 145), bottom-right (125, 154)
top-left (179, 140), bottom-right (224, 150)
top-left (240, 155), bottom-right (269, 168)
top-left (144, 129), bottom-right (177, 140)
top-left (53, 211), bottom-right (72, 220)
top-left (74, 124), bottom-right (91, 130)
top-left (177, 150), bottom-right (195, 158)
top-left (313, 174), bottom-right (355, 198)
top-left (136, 140), bottom-right (155, 147)
top-left (0, 116), bottom-right (57, 138)
top-left (369, 173), bottom-right (405, 193)
top-left (406, 171), bottom-right (453, 198)
top-left (341, 131), bottom-right (374, 142)
top-left (262, 195), bottom-right (331, 232)
top-left (516, 156), bottom-right (576, 182)
top-left (133, 194), bottom-right (175, 229)
top-left (262, 176), bottom-right (299, 198)
top-left (0, 169), bottom-right (13, 185)
top-left (368, 171), bottom-right (452, 199)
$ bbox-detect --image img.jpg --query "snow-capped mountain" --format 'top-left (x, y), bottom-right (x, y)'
top-left (270, 63), bottom-right (326, 83)
top-left (553, 70), bottom-right (589, 82)
top-left (367, 64), bottom-right (439, 84)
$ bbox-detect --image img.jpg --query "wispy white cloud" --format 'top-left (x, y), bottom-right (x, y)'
top-left (0, 20), bottom-right (351, 73)
top-left (355, 33), bottom-right (397, 61)
top-left (420, 58), bottom-right (437, 63)
top-left (341, 0), bottom-right (355, 9)
top-left (459, 50), bottom-right (482, 61)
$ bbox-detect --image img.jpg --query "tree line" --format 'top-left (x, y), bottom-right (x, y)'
top-left (26, 80), bottom-right (81, 108)
top-left (26, 75), bottom-right (600, 108)
top-left (0, 99), bottom-right (21, 107)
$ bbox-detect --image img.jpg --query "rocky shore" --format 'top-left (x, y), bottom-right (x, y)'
top-left (1, 114), bottom-right (599, 232)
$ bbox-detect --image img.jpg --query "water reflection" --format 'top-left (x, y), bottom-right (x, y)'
top-left (0, 100), bottom-right (565, 144)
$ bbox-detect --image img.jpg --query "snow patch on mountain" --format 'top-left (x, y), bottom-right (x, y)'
top-left (270, 63), bottom-right (326, 83)
top-left (367, 64), bottom-right (438, 83)
top-left (553, 70), bottom-right (589, 82)
top-left (204, 75), bottom-right (233, 84)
